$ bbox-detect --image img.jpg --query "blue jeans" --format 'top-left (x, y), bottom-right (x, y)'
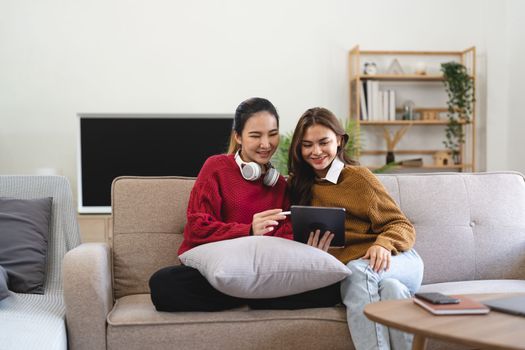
top-left (341, 249), bottom-right (424, 350)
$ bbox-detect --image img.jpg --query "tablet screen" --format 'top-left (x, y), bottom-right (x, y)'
top-left (290, 205), bottom-right (346, 247)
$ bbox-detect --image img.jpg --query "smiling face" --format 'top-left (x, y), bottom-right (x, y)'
top-left (234, 111), bottom-right (279, 165)
top-left (300, 124), bottom-right (341, 178)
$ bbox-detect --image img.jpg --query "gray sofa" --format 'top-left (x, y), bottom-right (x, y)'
top-left (63, 171), bottom-right (525, 350)
top-left (0, 176), bottom-right (81, 350)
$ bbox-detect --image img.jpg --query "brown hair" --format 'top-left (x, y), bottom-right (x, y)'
top-left (227, 97), bottom-right (280, 154)
top-left (288, 107), bottom-right (358, 205)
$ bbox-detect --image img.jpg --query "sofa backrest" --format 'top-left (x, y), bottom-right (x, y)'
top-left (111, 172), bottom-right (525, 297)
top-left (111, 176), bottom-right (195, 298)
top-left (0, 175), bottom-right (81, 293)
top-left (377, 171), bottom-right (525, 284)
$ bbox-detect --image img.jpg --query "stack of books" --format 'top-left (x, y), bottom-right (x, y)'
top-left (413, 295), bottom-right (490, 315)
top-left (360, 81), bottom-right (396, 121)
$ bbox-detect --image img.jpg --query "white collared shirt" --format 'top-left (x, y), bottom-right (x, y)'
top-left (319, 157), bottom-right (345, 184)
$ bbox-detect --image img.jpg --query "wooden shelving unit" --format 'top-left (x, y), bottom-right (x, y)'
top-left (349, 46), bottom-right (476, 172)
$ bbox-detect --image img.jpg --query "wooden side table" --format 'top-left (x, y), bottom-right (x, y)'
top-left (363, 293), bottom-right (525, 350)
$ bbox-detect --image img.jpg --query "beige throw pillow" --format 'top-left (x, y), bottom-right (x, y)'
top-left (179, 236), bottom-right (351, 298)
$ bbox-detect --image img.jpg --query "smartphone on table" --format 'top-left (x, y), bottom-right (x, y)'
top-left (414, 292), bottom-right (460, 305)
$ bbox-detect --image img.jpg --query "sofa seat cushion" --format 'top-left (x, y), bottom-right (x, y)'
top-left (0, 291), bottom-right (67, 350)
top-left (107, 294), bottom-right (353, 350)
top-left (419, 279), bottom-right (525, 294)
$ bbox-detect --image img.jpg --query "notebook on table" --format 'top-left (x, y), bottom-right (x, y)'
top-left (482, 295), bottom-right (525, 317)
top-left (413, 295), bottom-right (490, 315)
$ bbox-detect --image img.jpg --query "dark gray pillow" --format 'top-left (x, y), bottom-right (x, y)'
top-left (0, 197), bottom-right (53, 294)
top-left (0, 265), bottom-right (9, 300)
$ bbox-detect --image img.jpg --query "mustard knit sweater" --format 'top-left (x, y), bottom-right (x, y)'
top-left (311, 166), bottom-right (415, 264)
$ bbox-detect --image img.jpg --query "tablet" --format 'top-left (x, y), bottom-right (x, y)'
top-left (483, 295), bottom-right (525, 316)
top-left (290, 205), bottom-right (346, 247)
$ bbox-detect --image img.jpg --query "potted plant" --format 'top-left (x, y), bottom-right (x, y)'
top-left (272, 131), bottom-right (293, 175)
top-left (272, 119), bottom-right (361, 176)
top-left (440, 61), bottom-right (475, 164)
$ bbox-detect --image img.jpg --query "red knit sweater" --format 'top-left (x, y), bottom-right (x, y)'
top-left (178, 154), bottom-right (292, 255)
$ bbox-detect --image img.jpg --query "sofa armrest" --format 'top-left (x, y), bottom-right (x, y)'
top-left (64, 243), bottom-right (113, 350)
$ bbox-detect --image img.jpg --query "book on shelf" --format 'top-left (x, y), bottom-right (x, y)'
top-left (381, 90), bottom-right (388, 121)
top-left (366, 80), bottom-right (374, 121)
top-left (372, 81), bottom-right (379, 120)
top-left (413, 295), bottom-right (490, 315)
top-left (361, 80), bottom-right (396, 121)
top-left (360, 81), bottom-right (368, 120)
top-left (388, 89), bottom-right (396, 121)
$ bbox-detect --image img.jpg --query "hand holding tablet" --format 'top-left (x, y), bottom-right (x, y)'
top-left (307, 229), bottom-right (335, 251)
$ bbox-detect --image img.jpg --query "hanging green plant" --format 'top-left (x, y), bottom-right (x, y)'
top-left (440, 61), bottom-right (475, 163)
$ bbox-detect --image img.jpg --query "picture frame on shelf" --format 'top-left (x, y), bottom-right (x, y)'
top-left (387, 59), bottom-right (404, 75)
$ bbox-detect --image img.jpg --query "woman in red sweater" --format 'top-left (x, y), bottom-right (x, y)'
top-left (149, 98), bottom-right (339, 311)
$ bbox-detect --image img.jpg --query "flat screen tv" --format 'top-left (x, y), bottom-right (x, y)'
top-left (77, 114), bottom-right (233, 213)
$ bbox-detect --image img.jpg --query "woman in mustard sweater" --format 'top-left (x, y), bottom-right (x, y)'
top-left (288, 107), bottom-right (424, 350)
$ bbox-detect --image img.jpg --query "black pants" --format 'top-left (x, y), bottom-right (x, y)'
top-left (149, 265), bottom-right (341, 312)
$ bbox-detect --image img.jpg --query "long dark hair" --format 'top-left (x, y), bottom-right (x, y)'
top-left (227, 97), bottom-right (280, 154)
top-left (288, 107), bottom-right (358, 205)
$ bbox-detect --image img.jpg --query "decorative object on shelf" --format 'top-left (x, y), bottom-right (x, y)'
top-left (414, 62), bottom-right (427, 75)
top-left (387, 59), bottom-right (404, 75)
top-left (402, 100), bottom-right (415, 120)
top-left (382, 125), bottom-right (412, 165)
top-left (433, 150), bottom-right (453, 167)
top-left (420, 109), bottom-right (439, 121)
top-left (363, 62), bottom-right (377, 75)
top-left (441, 61), bottom-right (475, 164)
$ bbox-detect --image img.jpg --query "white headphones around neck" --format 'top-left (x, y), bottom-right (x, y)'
top-left (234, 151), bottom-right (280, 187)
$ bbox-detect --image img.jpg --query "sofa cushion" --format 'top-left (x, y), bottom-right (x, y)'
top-left (419, 279), bottom-right (525, 295)
top-left (112, 177), bottom-right (194, 299)
top-left (0, 197), bottom-right (53, 293)
top-left (107, 294), bottom-right (353, 350)
top-left (179, 236), bottom-right (351, 298)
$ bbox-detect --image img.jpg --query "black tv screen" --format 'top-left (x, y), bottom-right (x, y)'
top-left (77, 114), bottom-right (233, 213)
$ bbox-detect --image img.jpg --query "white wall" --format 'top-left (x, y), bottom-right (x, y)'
top-left (484, 0), bottom-right (509, 171)
top-left (483, 0), bottom-right (525, 174)
top-left (1, 0), bottom-right (522, 202)
top-left (506, 0), bottom-right (525, 173)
